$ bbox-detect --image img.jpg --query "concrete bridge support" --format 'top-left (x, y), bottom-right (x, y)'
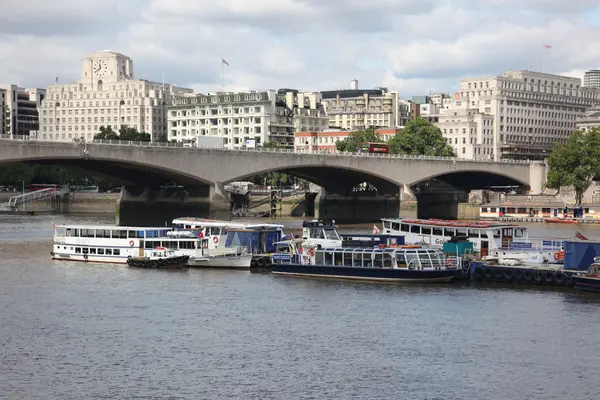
top-left (116, 184), bottom-right (231, 226)
top-left (317, 189), bottom-right (401, 224)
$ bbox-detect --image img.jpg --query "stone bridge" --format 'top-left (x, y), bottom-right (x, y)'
top-left (0, 139), bottom-right (547, 224)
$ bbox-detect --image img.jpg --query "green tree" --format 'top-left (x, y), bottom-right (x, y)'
top-left (94, 126), bottom-right (119, 140)
top-left (387, 118), bottom-right (456, 157)
top-left (118, 126), bottom-right (151, 141)
top-left (335, 127), bottom-right (383, 152)
top-left (547, 128), bottom-right (600, 204)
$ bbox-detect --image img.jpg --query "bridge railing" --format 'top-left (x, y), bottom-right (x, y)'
top-left (0, 136), bottom-right (538, 165)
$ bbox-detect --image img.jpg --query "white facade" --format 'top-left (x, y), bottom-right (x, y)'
top-left (437, 102), bottom-right (495, 159)
top-left (0, 84), bottom-right (45, 137)
top-left (38, 50), bottom-right (192, 142)
top-left (321, 82), bottom-right (400, 130)
top-left (584, 69), bottom-right (600, 89)
top-left (437, 70), bottom-right (600, 160)
top-left (167, 90), bottom-right (326, 149)
top-left (576, 105), bottom-right (600, 132)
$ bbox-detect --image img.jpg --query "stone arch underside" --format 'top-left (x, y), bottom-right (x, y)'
top-left (229, 166), bottom-right (402, 195)
top-left (411, 170), bottom-right (529, 191)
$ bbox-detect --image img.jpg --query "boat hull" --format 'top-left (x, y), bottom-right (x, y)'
top-left (271, 264), bottom-right (461, 283)
top-left (188, 254), bottom-right (253, 269)
top-left (573, 276), bottom-right (600, 292)
top-left (127, 255), bottom-right (189, 269)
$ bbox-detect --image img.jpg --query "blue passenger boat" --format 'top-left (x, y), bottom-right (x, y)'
top-left (572, 259), bottom-right (600, 292)
top-left (271, 243), bottom-right (463, 283)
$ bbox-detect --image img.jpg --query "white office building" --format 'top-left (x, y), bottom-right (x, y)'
top-left (321, 81), bottom-right (401, 130)
top-left (0, 84), bottom-right (45, 137)
top-left (584, 69), bottom-right (600, 89)
top-left (38, 50), bottom-right (192, 142)
top-left (168, 89), bottom-right (328, 149)
top-left (576, 105), bottom-right (600, 132)
top-left (436, 70), bottom-right (600, 160)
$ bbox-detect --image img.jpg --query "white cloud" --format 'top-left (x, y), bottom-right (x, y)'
top-left (1, 0), bottom-right (600, 97)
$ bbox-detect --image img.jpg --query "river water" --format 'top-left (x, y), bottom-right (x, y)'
top-left (2, 214), bottom-right (600, 399)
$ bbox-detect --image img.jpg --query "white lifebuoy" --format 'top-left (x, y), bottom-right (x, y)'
top-left (213, 236), bottom-right (219, 244)
top-left (129, 240), bottom-right (135, 247)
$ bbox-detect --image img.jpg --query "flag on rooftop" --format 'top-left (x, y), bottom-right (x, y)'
top-left (543, 44), bottom-right (551, 49)
top-left (222, 58), bottom-right (229, 66)
top-left (54, 76), bottom-right (59, 84)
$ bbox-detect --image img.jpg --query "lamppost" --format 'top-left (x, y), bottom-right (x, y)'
top-left (18, 179), bottom-right (25, 211)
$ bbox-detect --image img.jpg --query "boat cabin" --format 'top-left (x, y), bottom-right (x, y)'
top-left (273, 244), bottom-right (461, 271)
top-left (301, 220), bottom-right (342, 247)
top-left (381, 218), bottom-right (530, 256)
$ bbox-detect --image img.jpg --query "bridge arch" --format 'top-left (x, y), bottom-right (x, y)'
top-left (228, 164), bottom-right (403, 195)
top-left (409, 169), bottom-right (530, 190)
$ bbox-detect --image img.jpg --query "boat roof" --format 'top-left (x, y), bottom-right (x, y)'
top-left (172, 217), bottom-right (246, 228)
top-left (381, 217), bottom-right (520, 229)
top-left (320, 246), bottom-right (443, 253)
top-left (56, 224), bottom-right (170, 230)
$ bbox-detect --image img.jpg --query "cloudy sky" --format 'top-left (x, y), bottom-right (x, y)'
top-left (2, 0), bottom-right (600, 97)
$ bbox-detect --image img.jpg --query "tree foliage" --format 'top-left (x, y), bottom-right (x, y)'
top-left (546, 128), bottom-right (600, 204)
top-left (388, 118), bottom-right (456, 157)
top-left (94, 126), bottom-right (151, 141)
top-left (0, 163), bottom-right (115, 190)
top-left (335, 127), bottom-right (384, 152)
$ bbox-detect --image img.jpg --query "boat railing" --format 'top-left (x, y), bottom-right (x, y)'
top-left (405, 255), bottom-right (462, 270)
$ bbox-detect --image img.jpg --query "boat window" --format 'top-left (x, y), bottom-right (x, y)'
top-left (395, 253), bottom-right (406, 265)
top-left (352, 252), bottom-right (362, 267)
top-left (456, 229), bottom-right (466, 237)
top-left (209, 227), bottom-right (220, 235)
top-left (97, 229), bottom-right (109, 238)
top-left (127, 230), bottom-right (136, 239)
top-left (179, 241), bottom-right (195, 250)
top-left (324, 228), bottom-right (340, 240)
top-left (324, 251), bottom-right (333, 265)
top-left (468, 229), bottom-right (479, 238)
top-left (514, 229), bottom-right (524, 237)
top-left (97, 248), bottom-right (105, 255)
top-left (400, 224), bottom-right (409, 232)
top-left (315, 251), bottom-right (324, 264)
top-left (105, 249), bottom-right (112, 255)
top-left (433, 227), bottom-right (443, 236)
top-left (421, 226), bottom-right (431, 235)
top-left (382, 254), bottom-right (392, 268)
top-left (310, 228), bottom-right (324, 239)
top-left (493, 229), bottom-right (500, 238)
top-left (114, 249), bottom-right (120, 255)
top-left (66, 228), bottom-right (79, 237)
top-left (75, 247), bottom-right (81, 253)
top-left (82, 248), bottom-right (89, 254)
top-left (405, 252), bottom-right (420, 269)
top-left (80, 229), bottom-right (93, 238)
top-left (373, 253), bottom-right (383, 268)
top-left (391, 222), bottom-right (400, 231)
top-left (165, 241), bottom-right (178, 249)
top-left (444, 228), bottom-right (455, 237)
top-left (383, 220), bottom-right (391, 229)
top-left (503, 228), bottom-right (513, 237)
top-left (90, 248), bottom-right (97, 254)
top-left (343, 252), bottom-right (353, 266)
top-left (410, 225), bottom-right (420, 234)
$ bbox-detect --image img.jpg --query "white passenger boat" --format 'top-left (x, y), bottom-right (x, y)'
top-left (380, 218), bottom-right (564, 265)
top-left (51, 224), bottom-right (252, 268)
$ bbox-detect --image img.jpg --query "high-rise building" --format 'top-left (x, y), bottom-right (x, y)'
top-left (0, 84), bottom-right (45, 137)
top-left (321, 80), bottom-right (401, 130)
top-left (167, 89), bottom-right (328, 149)
top-left (38, 50), bottom-right (192, 142)
top-left (436, 70), bottom-right (600, 160)
top-left (584, 69), bottom-right (600, 89)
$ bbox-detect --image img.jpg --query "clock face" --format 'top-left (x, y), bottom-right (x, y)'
top-left (93, 60), bottom-right (108, 77)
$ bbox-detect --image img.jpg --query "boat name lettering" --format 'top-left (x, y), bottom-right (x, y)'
top-left (509, 242), bottom-right (533, 250)
top-left (434, 238), bottom-right (448, 245)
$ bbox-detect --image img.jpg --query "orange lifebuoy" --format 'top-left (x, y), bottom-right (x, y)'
top-left (213, 236), bottom-right (219, 244)
top-left (309, 248), bottom-right (315, 257)
top-left (445, 259), bottom-right (455, 268)
top-left (554, 251), bottom-right (564, 261)
top-left (129, 240), bottom-right (134, 247)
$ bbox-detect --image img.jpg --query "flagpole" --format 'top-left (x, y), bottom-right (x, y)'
top-left (221, 57), bottom-right (224, 92)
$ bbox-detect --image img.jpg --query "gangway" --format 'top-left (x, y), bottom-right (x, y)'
top-left (4, 187), bottom-right (70, 210)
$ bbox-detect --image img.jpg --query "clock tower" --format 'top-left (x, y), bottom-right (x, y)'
top-left (80, 50), bottom-right (134, 85)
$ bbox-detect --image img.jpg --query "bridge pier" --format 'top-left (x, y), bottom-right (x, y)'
top-left (116, 184), bottom-right (231, 226)
top-left (413, 181), bottom-right (468, 220)
top-left (317, 189), bottom-right (400, 224)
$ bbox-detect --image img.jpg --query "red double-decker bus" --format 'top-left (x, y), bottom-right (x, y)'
top-left (28, 184), bottom-right (62, 192)
top-left (360, 142), bottom-right (389, 154)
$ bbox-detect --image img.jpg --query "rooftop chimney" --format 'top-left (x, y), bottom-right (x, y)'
top-left (350, 79), bottom-right (358, 90)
